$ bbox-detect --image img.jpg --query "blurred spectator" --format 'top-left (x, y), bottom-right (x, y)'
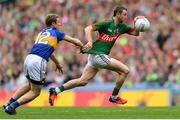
top-left (0, 0), bottom-right (180, 91)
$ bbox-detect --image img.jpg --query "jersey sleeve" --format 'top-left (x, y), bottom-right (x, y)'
top-left (56, 30), bottom-right (65, 41)
top-left (94, 21), bottom-right (109, 31)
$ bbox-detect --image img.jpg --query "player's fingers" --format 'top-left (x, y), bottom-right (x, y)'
top-left (81, 43), bottom-right (92, 52)
top-left (60, 68), bottom-right (63, 74)
top-left (87, 43), bottom-right (92, 48)
top-left (84, 47), bottom-right (90, 51)
top-left (82, 46), bottom-right (89, 51)
top-left (86, 44), bottom-right (92, 49)
top-left (59, 66), bottom-right (63, 73)
top-left (58, 68), bottom-right (63, 74)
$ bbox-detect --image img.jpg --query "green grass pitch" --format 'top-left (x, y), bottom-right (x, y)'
top-left (0, 107), bottom-right (180, 119)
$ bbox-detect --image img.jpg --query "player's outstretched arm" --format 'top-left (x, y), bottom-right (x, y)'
top-left (63, 35), bottom-right (83, 48)
top-left (84, 25), bottom-right (94, 44)
top-left (128, 27), bottom-right (140, 36)
top-left (50, 53), bottom-right (63, 73)
top-left (81, 25), bottom-right (95, 52)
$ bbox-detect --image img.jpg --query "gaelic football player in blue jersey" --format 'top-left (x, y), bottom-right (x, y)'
top-left (3, 14), bottom-right (83, 115)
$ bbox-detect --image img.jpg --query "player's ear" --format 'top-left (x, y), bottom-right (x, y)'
top-left (116, 12), bottom-right (119, 16)
top-left (52, 22), bottom-right (56, 26)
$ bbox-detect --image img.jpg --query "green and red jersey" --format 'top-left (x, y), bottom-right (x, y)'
top-left (83, 17), bottom-right (133, 55)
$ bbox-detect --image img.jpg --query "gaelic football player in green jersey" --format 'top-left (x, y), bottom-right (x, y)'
top-left (49, 6), bottom-right (144, 105)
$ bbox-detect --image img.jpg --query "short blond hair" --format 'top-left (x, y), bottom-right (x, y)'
top-left (45, 14), bottom-right (59, 27)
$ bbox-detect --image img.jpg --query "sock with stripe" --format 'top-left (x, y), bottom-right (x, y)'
top-left (111, 87), bottom-right (120, 99)
top-left (55, 85), bottom-right (65, 94)
top-left (6, 98), bottom-right (16, 105)
top-left (10, 101), bottom-right (20, 109)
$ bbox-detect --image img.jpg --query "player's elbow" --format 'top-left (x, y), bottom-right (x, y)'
top-left (84, 26), bottom-right (88, 31)
top-left (84, 25), bottom-right (93, 33)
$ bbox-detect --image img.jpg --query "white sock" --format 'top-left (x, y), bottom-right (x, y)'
top-left (111, 95), bottom-right (118, 99)
top-left (55, 87), bottom-right (61, 94)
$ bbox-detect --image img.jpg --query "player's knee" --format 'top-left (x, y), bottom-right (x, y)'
top-left (117, 69), bottom-right (129, 76)
top-left (123, 68), bottom-right (129, 75)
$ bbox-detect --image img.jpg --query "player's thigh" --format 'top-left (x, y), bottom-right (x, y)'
top-left (30, 82), bottom-right (42, 96)
top-left (80, 64), bottom-right (98, 81)
top-left (103, 58), bottom-right (129, 74)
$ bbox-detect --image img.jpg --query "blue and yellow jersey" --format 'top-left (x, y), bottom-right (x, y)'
top-left (30, 26), bottom-right (65, 61)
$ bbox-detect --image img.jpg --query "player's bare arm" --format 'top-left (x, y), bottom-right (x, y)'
top-left (82, 25), bottom-right (96, 51)
top-left (63, 35), bottom-right (83, 48)
top-left (50, 53), bottom-right (63, 74)
top-left (128, 27), bottom-right (139, 36)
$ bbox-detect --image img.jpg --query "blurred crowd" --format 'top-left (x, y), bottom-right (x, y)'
top-left (0, 0), bottom-right (180, 91)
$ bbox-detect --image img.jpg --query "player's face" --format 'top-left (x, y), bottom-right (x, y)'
top-left (118, 10), bottom-right (128, 22)
top-left (56, 17), bottom-right (62, 27)
top-left (52, 17), bottom-right (62, 28)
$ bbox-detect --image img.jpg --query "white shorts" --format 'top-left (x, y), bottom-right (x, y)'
top-left (87, 54), bottom-right (111, 68)
top-left (24, 54), bottom-right (47, 85)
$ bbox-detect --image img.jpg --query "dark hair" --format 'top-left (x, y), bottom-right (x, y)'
top-left (113, 6), bottom-right (127, 16)
top-left (45, 14), bottom-right (59, 27)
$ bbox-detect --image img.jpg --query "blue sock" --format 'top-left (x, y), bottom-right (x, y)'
top-left (11, 101), bottom-right (20, 109)
top-left (8, 98), bottom-right (16, 104)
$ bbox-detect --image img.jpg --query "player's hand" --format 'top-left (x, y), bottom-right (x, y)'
top-left (75, 39), bottom-right (84, 48)
top-left (81, 42), bottom-right (92, 52)
top-left (56, 63), bottom-right (63, 74)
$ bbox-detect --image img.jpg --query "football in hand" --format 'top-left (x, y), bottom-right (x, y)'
top-left (134, 16), bottom-right (150, 32)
